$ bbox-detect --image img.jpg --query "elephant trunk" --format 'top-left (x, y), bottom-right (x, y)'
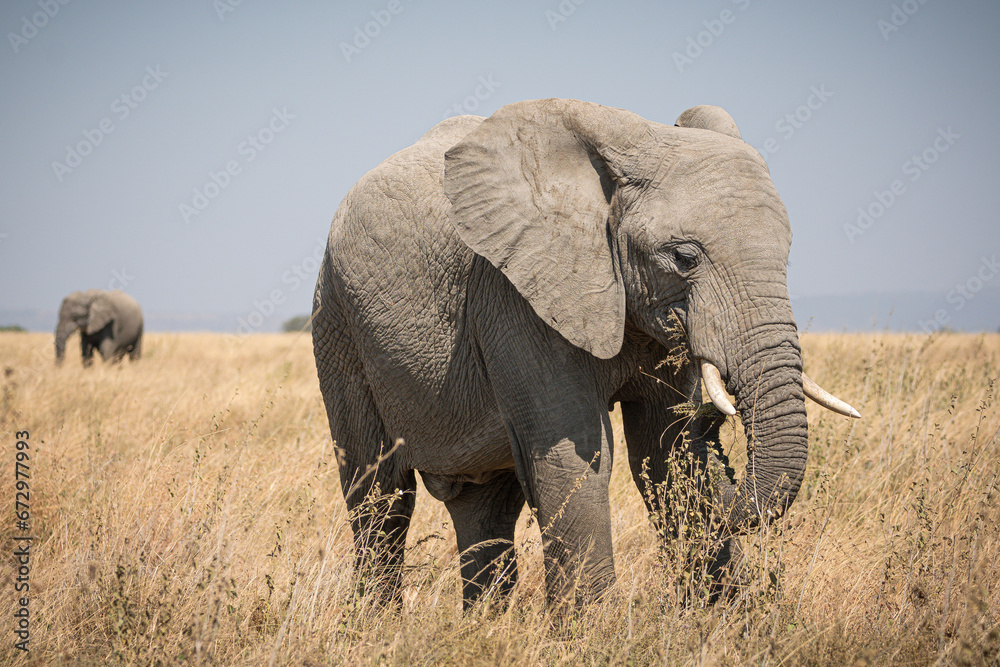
top-left (705, 329), bottom-right (809, 533)
top-left (54, 316), bottom-right (76, 364)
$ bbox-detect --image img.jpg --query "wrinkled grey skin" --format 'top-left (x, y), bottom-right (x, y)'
top-left (313, 99), bottom-right (810, 608)
top-left (55, 290), bottom-right (143, 365)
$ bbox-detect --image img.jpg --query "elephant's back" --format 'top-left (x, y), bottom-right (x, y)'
top-left (325, 114), bottom-right (484, 328)
top-left (329, 115), bottom-right (484, 253)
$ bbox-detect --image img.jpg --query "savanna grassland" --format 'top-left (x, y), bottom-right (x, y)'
top-left (0, 331), bottom-right (997, 665)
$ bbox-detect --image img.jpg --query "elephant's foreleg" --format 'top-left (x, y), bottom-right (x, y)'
top-left (499, 400), bottom-right (617, 606)
top-left (619, 369), bottom-right (742, 603)
top-left (129, 337), bottom-right (142, 361)
top-left (444, 470), bottom-right (525, 610)
top-left (98, 337), bottom-right (121, 363)
top-left (531, 436), bottom-right (616, 606)
top-left (80, 337), bottom-right (95, 366)
top-left (475, 298), bottom-right (618, 605)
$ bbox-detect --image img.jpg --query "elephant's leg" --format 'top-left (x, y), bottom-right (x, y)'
top-left (340, 449), bottom-right (416, 606)
top-left (128, 336), bottom-right (141, 361)
top-left (314, 297), bottom-right (415, 606)
top-left (493, 380), bottom-right (617, 605)
top-left (473, 289), bottom-right (617, 604)
top-left (80, 336), bottom-right (95, 366)
top-left (444, 470), bottom-right (525, 610)
top-left (98, 336), bottom-right (122, 363)
top-left (619, 366), bottom-right (741, 602)
top-left (527, 416), bottom-right (616, 606)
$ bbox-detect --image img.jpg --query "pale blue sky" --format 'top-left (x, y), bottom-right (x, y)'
top-left (2, 1), bottom-right (998, 332)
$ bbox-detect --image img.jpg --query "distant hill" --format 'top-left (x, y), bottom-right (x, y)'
top-left (2, 289), bottom-right (997, 334)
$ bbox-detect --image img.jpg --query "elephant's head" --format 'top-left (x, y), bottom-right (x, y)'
top-left (55, 289), bottom-right (115, 363)
top-left (444, 99), bottom-right (858, 532)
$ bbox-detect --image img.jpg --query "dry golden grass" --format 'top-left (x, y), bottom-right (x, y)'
top-left (0, 330), bottom-right (997, 665)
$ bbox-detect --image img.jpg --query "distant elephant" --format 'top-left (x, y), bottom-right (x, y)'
top-left (311, 99), bottom-right (859, 608)
top-left (55, 289), bottom-right (143, 365)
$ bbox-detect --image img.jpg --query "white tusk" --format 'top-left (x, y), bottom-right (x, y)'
top-left (701, 361), bottom-right (736, 416)
top-left (802, 373), bottom-right (861, 419)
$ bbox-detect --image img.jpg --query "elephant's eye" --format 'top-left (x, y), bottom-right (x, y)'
top-left (671, 246), bottom-right (700, 273)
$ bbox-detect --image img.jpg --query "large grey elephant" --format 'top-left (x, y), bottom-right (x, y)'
top-left (312, 99), bottom-right (859, 608)
top-left (55, 289), bottom-right (143, 365)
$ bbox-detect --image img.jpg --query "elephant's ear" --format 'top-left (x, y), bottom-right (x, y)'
top-left (443, 98), bottom-right (651, 360)
top-left (675, 105), bottom-right (741, 139)
top-left (86, 295), bottom-right (115, 334)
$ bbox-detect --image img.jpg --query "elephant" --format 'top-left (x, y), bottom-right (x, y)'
top-left (55, 289), bottom-right (144, 365)
top-left (311, 99), bottom-right (859, 609)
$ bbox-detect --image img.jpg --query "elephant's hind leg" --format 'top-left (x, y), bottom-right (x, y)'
top-left (342, 447), bottom-right (417, 607)
top-left (129, 334), bottom-right (142, 361)
top-left (444, 470), bottom-right (525, 610)
top-left (313, 297), bottom-right (416, 606)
